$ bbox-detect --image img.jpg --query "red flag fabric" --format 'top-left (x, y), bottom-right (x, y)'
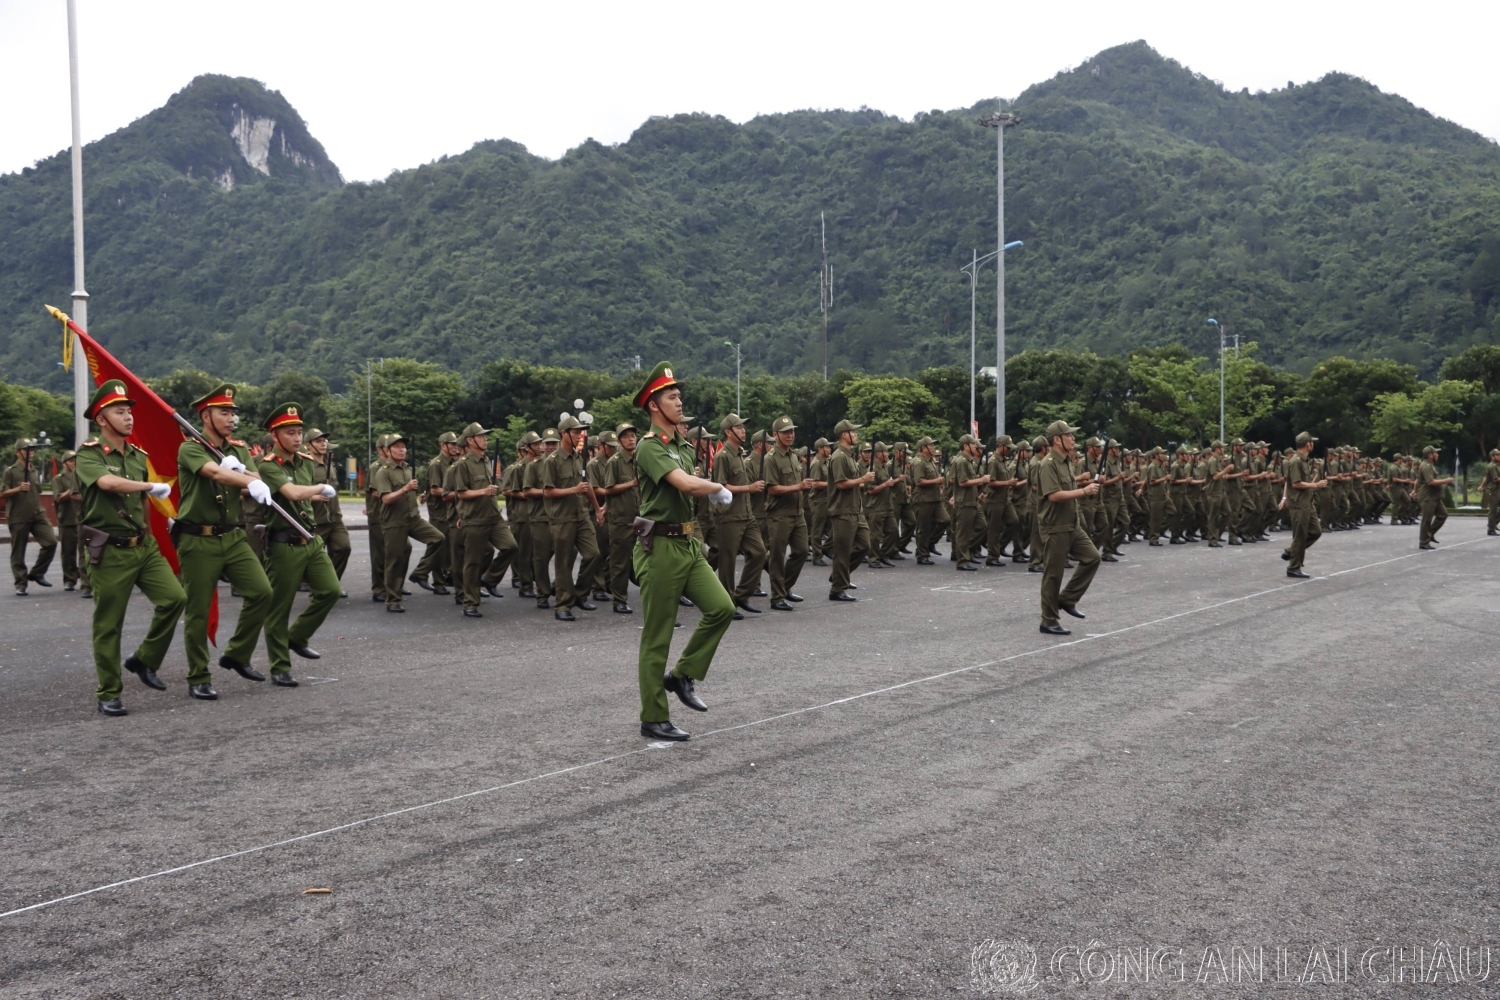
top-left (63, 316), bottom-right (221, 644)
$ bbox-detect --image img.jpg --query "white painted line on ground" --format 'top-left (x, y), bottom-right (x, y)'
top-left (2, 535), bottom-right (1485, 921)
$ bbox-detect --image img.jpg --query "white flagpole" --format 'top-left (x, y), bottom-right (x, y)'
top-left (67, 0), bottom-right (90, 446)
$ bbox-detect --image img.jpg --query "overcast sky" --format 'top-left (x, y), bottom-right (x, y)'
top-left (1, 0), bottom-right (1496, 181)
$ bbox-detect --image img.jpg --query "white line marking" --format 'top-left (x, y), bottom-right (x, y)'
top-left (2, 535), bottom-right (1486, 921)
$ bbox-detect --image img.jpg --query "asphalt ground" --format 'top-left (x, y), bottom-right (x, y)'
top-left (2, 518), bottom-right (1497, 998)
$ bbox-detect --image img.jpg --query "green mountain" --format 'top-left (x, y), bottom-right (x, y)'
top-left (2, 41), bottom-right (1497, 392)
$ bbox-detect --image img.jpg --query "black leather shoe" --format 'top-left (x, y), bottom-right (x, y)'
top-left (555, 609), bottom-right (576, 622)
top-left (957, 563), bottom-right (978, 572)
top-left (371, 593), bottom-right (386, 603)
top-left (80, 590), bottom-right (92, 599)
top-left (985, 558), bottom-right (1003, 566)
top-left (1150, 540), bottom-right (1163, 546)
top-left (770, 599), bottom-right (794, 611)
top-left (1228, 540), bottom-right (1242, 546)
top-left (879, 559), bottom-right (896, 568)
top-left (866, 561), bottom-right (887, 569)
top-left (124, 655), bottom-right (166, 690)
top-left (483, 584), bottom-right (505, 599)
top-left (811, 557), bottom-right (828, 567)
top-left (917, 557), bottom-right (935, 565)
top-left (1101, 554), bottom-right (1119, 562)
top-left (218, 655), bottom-right (265, 682)
top-left (732, 611), bottom-right (744, 621)
top-left (408, 575), bottom-right (433, 593)
top-left (664, 671), bottom-right (708, 711)
top-left (1207, 542), bottom-right (1222, 548)
top-left (29, 575), bottom-right (52, 588)
top-left (641, 720), bottom-right (691, 741)
top-left (387, 603), bottom-right (406, 613)
top-left (1281, 550), bottom-right (1291, 561)
top-left (752, 589), bottom-right (768, 597)
top-left (787, 593), bottom-right (803, 602)
top-left (1060, 603), bottom-right (1085, 619)
top-left (290, 643), bottom-right (320, 660)
top-left (679, 595), bottom-right (694, 608)
top-left (1027, 565), bottom-right (1044, 573)
top-left (463, 607), bottom-right (483, 618)
top-left (431, 584), bottom-right (451, 595)
top-left (64, 583), bottom-right (76, 591)
top-left (519, 587), bottom-right (538, 599)
top-left (271, 673), bottom-right (299, 687)
top-left (339, 590), bottom-right (348, 598)
top-left (14, 587), bottom-right (26, 597)
top-left (613, 602), bottom-right (634, 614)
top-left (829, 592), bottom-right (857, 602)
top-left (577, 601), bottom-right (597, 611)
top-left (593, 590), bottom-right (612, 602)
top-left (890, 552), bottom-right (907, 560)
top-left (735, 600), bottom-right (761, 614)
top-left (536, 597), bottom-right (550, 609)
top-left (189, 683), bottom-right (218, 700)
top-left (1039, 624), bottom-right (1071, 636)
top-left (1419, 543), bottom-right (1433, 550)
top-left (98, 697), bottom-right (127, 716)
top-left (1169, 538), bottom-right (1185, 545)
top-left (1286, 569), bottom-right (1310, 578)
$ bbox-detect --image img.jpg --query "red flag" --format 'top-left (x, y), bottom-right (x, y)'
top-left (54, 310), bottom-right (221, 645)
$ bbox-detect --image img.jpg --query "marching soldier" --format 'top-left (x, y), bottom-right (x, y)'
top-left (412, 432), bottom-right (459, 595)
top-left (984, 436), bottom-right (1019, 565)
top-left (1011, 439), bottom-right (1033, 563)
top-left (892, 442), bottom-right (916, 556)
top-left (53, 450), bottom-right (87, 593)
top-left (541, 415), bottom-right (602, 621)
top-left (307, 427), bottom-right (351, 586)
top-left (365, 434), bottom-right (407, 603)
top-left (711, 413), bottom-right (767, 618)
top-left (3, 438), bottom-right (57, 594)
top-left (865, 441), bottom-right (899, 567)
top-left (75, 380), bottom-right (185, 715)
top-left (630, 362), bottom-right (736, 742)
top-left (255, 403), bottom-right (341, 684)
top-left (1281, 431), bottom-right (1326, 577)
top-left (1027, 436), bottom-right (1049, 571)
top-left (372, 432), bottom-right (447, 613)
top-left (1483, 448), bottom-right (1500, 536)
top-left (1036, 420), bottom-right (1101, 635)
top-left (524, 428), bottom-right (559, 607)
top-left (1416, 445), bottom-right (1453, 549)
top-left (827, 419), bottom-right (873, 600)
top-left (764, 415), bottom-right (815, 610)
top-left (506, 432), bottom-right (540, 596)
top-left (449, 422), bottom-right (519, 617)
top-left (602, 422), bottom-right (642, 613)
top-left (585, 430), bottom-right (616, 601)
top-left (808, 438), bottom-right (832, 566)
top-left (176, 383), bottom-right (277, 699)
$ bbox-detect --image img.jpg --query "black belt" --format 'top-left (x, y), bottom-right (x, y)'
top-left (268, 529), bottom-right (309, 546)
top-left (175, 520), bottom-right (244, 537)
top-left (106, 532), bottom-right (144, 548)
top-left (651, 519), bottom-right (698, 538)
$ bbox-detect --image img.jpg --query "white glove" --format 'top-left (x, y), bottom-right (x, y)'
top-left (147, 482), bottom-right (172, 500)
top-left (247, 479), bottom-right (273, 505)
top-left (318, 484), bottom-right (337, 499)
top-left (217, 454), bottom-right (246, 473)
top-left (710, 485), bottom-right (733, 507)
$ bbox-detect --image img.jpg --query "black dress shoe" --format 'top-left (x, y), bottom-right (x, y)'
top-left (463, 607), bottom-right (483, 618)
top-left (290, 643), bottom-right (321, 660)
top-left (520, 586), bottom-right (538, 599)
top-left (14, 587), bottom-right (26, 597)
top-left (786, 593), bottom-right (803, 602)
top-left (64, 583), bottom-right (76, 591)
top-left (1207, 542), bottom-right (1222, 548)
top-left (867, 561), bottom-right (887, 569)
top-left (735, 600), bottom-right (761, 614)
top-left (957, 563), bottom-right (978, 572)
top-left (271, 673), bottom-right (299, 687)
top-left (400, 588), bottom-right (412, 596)
top-left (664, 671), bottom-right (708, 711)
top-left (1101, 554), bottom-right (1119, 562)
top-left (409, 575), bottom-right (434, 593)
top-left (189, 683), bottom-right (218, 700)
top-left (592, 590), bottom-right (612, 602)
top-left (732, 611), bottom-right (744, 620)
top-left (1281, 550), bottom-right (1291, 561)
top-left (1027, 565), bottom-right (1044, 573)
top-left (985, 558), bottom-right (1003, 566)
top-left (752, 589), bottom-right (768, 597)
top-left (890, 552), bottom-right (907, 560)
top-left (613, 602), bottom-right (634, 614)
top-left (81, 590), bottom-right (92, 599)
top-left (770, 599), bottom-right (794, 611)
top-left (679, 595), bottom-right (694, 608)
top-left (811, 557), bottom-right (828, 567)
top-left (879, 559), bottom-right (896, 568)
top-left (97, 698), bottom-right (127, 716)
top-left (641, 720), bottom-right (691, 741)
top-left (124, 655), bottom-right (167, 690)
top-left (536, 597), bottom-right (550, 609)
top-left (29, 575), bottom-right (52, 588)
top-left (431, 584), bottom-right (451, 595)
top-left (483, 584), bottom-right (505, 599)
top-left (555, 609), bottom-right (576, 621)
top-left (1150, 540), bottom-right (1163, 546)
top-left (1060, 603), bottom-right (1085, 619)
top-left (1419, 543), bottom-right (1433, 550)
top-left (1286, 569), bottom-right (1310, 578)
top-left (387, 603), bottom-right (406, 613)
top-left (1228, 539), bottom-right (1242, 546)
top-left (371, 593), bottom-right (386, 603)
top-left (829, 591), bottom-right (857, 602)
top-left (1039, 623), bottom-right (1071, 636)
top-left (577, 601), bottom-right (597, 611)
top-left (339, 590), bottom-right (348, 598)
top-left (917, 557), bottom-right (935, 565)
top-left (1169, 539), bottom-right (1185, 545)
top-left (218, 656), bottom-right (265, 682)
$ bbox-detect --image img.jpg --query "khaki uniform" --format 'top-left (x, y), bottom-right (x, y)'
top-left (504, 458), bottom-right (532, 592)
top-left (541, 445), bottom-right (599, 611)
top-left (826, 444), bottom-right (870, 594)
top-left (449, 451), bottom-right (518, 610)
top-left (585, 450), bottom-right (612, 596)
top-left (312, 452), bottom-right (351, 578)
top-left (372, 458), bottom-right (446, 607)
top-left (764, 443), bottom-right (810, 602)
top-left (418, 451), bottom-right (456, 586)
top-left (712, 443), bottom-right (767, 602)
top-left (257, 447), bottom-right (340, 674)
top-left (1417, 457), bottom-right (1448, 546)
top-left (3, 459), bottom-right (57, 588)
top-left (605, 447), bottom-right (641, 604)
top-left (53, 467), bottom-right (87, 590)
top-left (1037, 451), bottom-right (1100, 625)
top-left (523, 455), bottom-right (554, 601)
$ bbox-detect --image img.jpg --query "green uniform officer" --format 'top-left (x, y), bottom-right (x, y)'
top-left (53, 451), bottom-right (87, 592)
top-left (1483, 449), bottom-right (1500, 536)
top-left (524, 429), bottom-right (559, 606)
top-left (176, 382), bottom-right (276, 698)
top-left (1282, 431), bottom-right (1326, 576)
top-left (808, 439), bottom-right (833, 564)
top-left (255, 403), bottom-right (341, 683)
top-left (541, 415), bottom-right (602, 621)
top-left (506, 432), bottom-right (539, 595)
top-left (1036, 420), bottom-right (1101, 635)
top-left (826, 419), bottom-right (873, 599)
top-left (631, 362), bottom-right (736, 742)
top-left (600, 423), bottom-right (642, 613)
top-left (306, 428), bottom-right (351, 586)
top-left (3, 438), bottom-right (57, 594)
top-left (449, 422), bottom-right (519, 616)
top-left (1416, 445), bottom-right (1453, 549)
top-left (75, 380), bottom-right (186, 715)
top-left (949, 434), bottom-right (988, 567)
top-left (764, 415), bottom-right (815, 610)
top-left (412, 432), bottom-right (458, 595)
top-left (711, 413), bottom-right (768, 616)
top-left (371, 432), bottom-right (447, 612)
top-left (909, 436), bottom-right (948, 563)
top-left (585, 431), bottom-right (616, 599)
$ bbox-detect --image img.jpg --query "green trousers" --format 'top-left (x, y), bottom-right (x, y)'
top-left (953, 505), bottom-right (981, 562)
top-left (178, 532), bottom-right (273, 684)
top-left (866, 506), bottom-right (897, 563)
top-left (587, 521), bottom-right (611, 593)
top-left (827, 513), bottom-right (870, 594)
top-left (91, 539), bottom-right (185, 700)
top-left (315, 521), bottom-right (351, 579)
top-left (634, 535), bottom-right (735, 723)
top-left (607, 521), bottom-right (635, 603)
top-left (460, 520), bottom-right (518, 609)
top-left (913, 500), bottom-right (948, 559)
top-left (413, 517), bottom-right (450, 583)
top-left (1039, 525), bottom-right (1100, 626)
top-left (10, 518), bottom-right (57, 586)
top-left (264, 537), bottom-right (340, 674)
top-left (1419, 499), bottom-right (1447, 546)
top-left (766, 516), bottom-right (808, 602)
top-left (550, 517), bottom-right (600, 611)
top-left (715, 517), bottom-right (767, 602)
top-left (383, 517), bottom-right (445, 605)
top-left (60, 524), bottom-right (83, 587)
top-left (808, 502), bottom-right (830, 560)
top-left (1287, 506), bottom-right (1321, 571)
top-left (512, 516), bottom-right (533, 588)
top-left (530, 520), bottom-right (554, 598)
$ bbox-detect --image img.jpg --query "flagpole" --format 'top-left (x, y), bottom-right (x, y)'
top-left (66, 0), bottom-right (90, 447)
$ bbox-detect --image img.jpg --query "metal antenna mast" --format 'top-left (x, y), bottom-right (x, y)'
top-left (820, 212), bottom-right (832, 381)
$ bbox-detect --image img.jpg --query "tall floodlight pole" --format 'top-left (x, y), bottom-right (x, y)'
top-left (724, 341), bottom-right (742, 412)
top-left (820, 212), bottom-right (834, 381)
top-left (66, 0), bottom-right (90, 447)
top-left (1207, 318), bottom-right (1227, 441)
top-left (960, 241), bottom-right (1024, 438)
top-left (980, 111), bottom-right (1021, 438)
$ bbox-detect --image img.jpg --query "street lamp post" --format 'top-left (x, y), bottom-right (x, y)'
top-left (66, 0), bottom-right (89, 448)
top-left (959, 241), bottom-right (1024, 435)
top-left (979, 110), bottom-right (1021, 438)
top-left (724, 341), bottom-right (741, 413)
top-left (1206, 318), bottom-right (1238, 442)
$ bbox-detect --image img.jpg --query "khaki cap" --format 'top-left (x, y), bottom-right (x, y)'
top-left (719, 413), bottom-right (745, 431)
top-left (833, 419), bottom-right (862, 435)
top-left (771, 416), bottom-right (797, 433)
top-left (1045, 420), bottom-right (1080, 438)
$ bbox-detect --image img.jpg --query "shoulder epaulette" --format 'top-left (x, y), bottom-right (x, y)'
top-left (229, 438), bottom-right (247, 448)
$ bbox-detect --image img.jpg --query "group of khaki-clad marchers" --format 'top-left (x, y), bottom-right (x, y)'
top-left (46, 366), bottom-right (1488, 723)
